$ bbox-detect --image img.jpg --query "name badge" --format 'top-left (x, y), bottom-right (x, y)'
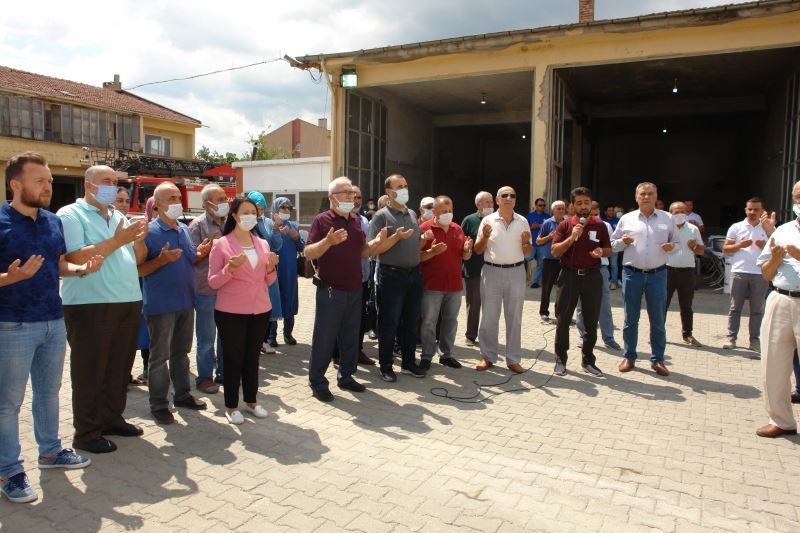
top-left (658, 224), bottom-right (669, 230)
top-left (589, 230), bottom-right (599, 242)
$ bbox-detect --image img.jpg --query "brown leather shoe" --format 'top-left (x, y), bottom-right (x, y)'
top-left (507, 363), bottom-right (524, 374)
top-left (756, 424), bottom-right (798, 438)
top-left (475, 358), bottom-right (493, 371)
top-left (618, 359), bottom-right (634, 372)
top-left (358, 351), bottom-right (376, 366)
top-left (651, 362), bottom-right (669, 376)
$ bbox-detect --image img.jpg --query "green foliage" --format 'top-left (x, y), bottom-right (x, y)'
top-left (196, 130), bottom-right (292, 163)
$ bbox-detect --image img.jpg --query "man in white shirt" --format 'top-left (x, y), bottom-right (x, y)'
top-left (473, 186), bottom-right (531, 373)
top-left (665, 202), bottom-right (705, 347)
top-left (684, 200), bottom-right (705, 235)
top-left (722, 197), bottom-right (776, 352)
top-left (611, 182), bottom-right (674, 376)
top-left (754, 180), bottom-right (800, 438)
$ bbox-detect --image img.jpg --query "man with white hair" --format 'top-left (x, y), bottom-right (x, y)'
top-left (138, 182), bottom-right (210, 424)
top-left (755, 181), bottom-right (800, 438)
top-left (536, 200), bottom-right (565, 324)
top-left (57, 165), bottom-right (148, 453)
top-left (188, 184), bottom-right (229, 393)
top-left (304, 177), bottom-right (403, 401)
top-left (460, 191), bottom-right (493, 346)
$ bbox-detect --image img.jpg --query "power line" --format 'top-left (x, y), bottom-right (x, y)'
top-left (123, 57), bottom-right (285, 91)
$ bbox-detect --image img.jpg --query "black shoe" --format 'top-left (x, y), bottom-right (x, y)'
top-left (439, 357), bottom-right (462, 369)
top-left (338, 379), bottom-right (366, 393)
top-left (401, 363), bottom-right (426, 378)
top-left (73, 436), bottom-right (117, 454)
top-left (174, 395), bottom-right (207, 410)
top-left (419, 359), bottom-right (432, 371)
top-left (269, 338), bottom-right (279, 348)
top-left (464, 337), bottom-right (478, 347)
top-left (380, 367), bottom-right (397, 382)
top-left (283, 335), bottom-right (297, 346)
top-left (531, 283), bottom-right (540, 288)
top-left (554, 360), bottom-right (567, 376)
top-left (214, 376), bottom-right (224, 385)
top-left (151, 409), bottom-right (175, 425)
top-left (102, 422), bottom-right (144, 437)
top-left (312, 388), bottom-right (335, 402)
top-left (582, 363), bottom-right (604, 377)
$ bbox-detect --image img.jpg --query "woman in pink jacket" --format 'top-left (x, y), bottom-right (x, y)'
top-left (208, 196), bottom-right (279, 425)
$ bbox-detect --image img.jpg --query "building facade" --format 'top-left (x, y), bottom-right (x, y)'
top-left (261, 118), bottom-right (331, 159)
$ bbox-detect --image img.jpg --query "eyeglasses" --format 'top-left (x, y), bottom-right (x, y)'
top-left (500, 193), bottom-right (516, 199)
top-left (332, 190), bottom-right (355, 196)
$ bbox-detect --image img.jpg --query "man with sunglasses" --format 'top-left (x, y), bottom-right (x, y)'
top-left (473, 186), bottom-right (531, 373)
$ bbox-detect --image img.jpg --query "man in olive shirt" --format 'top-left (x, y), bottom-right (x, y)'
top-left (368, 174), bottom-right (425, 382)
top-left (461, 191), bottom-right (493, 346)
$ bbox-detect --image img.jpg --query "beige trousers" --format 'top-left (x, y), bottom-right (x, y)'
top-left (761, 291), bottom-right (800, 430)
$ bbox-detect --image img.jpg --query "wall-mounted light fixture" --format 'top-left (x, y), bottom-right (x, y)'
top-left (340, 67), bottom-right (358, 88)
top-left (480, 92), bottom-right (487, 105)
top-left (672, 78), bottom-right (678, 94)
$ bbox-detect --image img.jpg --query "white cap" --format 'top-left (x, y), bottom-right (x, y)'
top-left (420, 196), bottom-right (435, 208)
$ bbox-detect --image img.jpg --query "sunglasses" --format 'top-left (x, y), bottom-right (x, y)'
top-left (500, 193), bottom-right (516, 199)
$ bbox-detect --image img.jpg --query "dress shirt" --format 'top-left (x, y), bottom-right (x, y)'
top-left (756, 219), bottom-right (800, 291)
top-left (611, 209), bottom-right (674, 270)
top-left (667, 222), bottom-right (702, 268)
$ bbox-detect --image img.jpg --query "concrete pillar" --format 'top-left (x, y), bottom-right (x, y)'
top-left (530, 65), bottom-right (549, 203)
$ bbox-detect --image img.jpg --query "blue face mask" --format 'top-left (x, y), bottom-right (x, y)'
top-left (93, 184), bottom-right (117, 206)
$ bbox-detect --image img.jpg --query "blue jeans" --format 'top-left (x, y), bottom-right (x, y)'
top-left (609, 252), bottom-right (619, 284)
top-left (268, 315), bottom-right (295, 341)
top-left (377, 265), bottom-right (423, 368)
top-left (577, 266), bottom-right (616, 344)
top-left (194, 294), bottom-right (223, 383)
top-left (622, 267), bottom-right (667, 363)
top-left (0, 320), bottom-right (66, 478)
top-left (531, 246), bottom-right (547, 285)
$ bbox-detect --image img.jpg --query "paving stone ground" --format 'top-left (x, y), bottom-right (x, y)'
top-left (2, 279), bottom-right (799, 532)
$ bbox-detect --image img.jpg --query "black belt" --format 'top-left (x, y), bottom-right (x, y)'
top-left (625, 265), bottom-right (667, 274)
top-left (772, 286), bottom-right (800, 298)
top-left (379, 264), bottom-right (418, 273)
top-left (667, 266), bottom-right (695, 271)
top-left (563, 267), bottom-right (599, 276)
top-left (484, 261), bottom-right (525, 269)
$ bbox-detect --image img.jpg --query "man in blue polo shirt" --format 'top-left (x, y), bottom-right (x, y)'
top-left (526, 198), bottom-right (549, 288)
top-left (139, 182), bottom-right (208, 424)
top-left (1, 152), bottom-right (103, 503)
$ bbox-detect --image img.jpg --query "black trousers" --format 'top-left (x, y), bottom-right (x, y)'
top-left (666, 266), bottom-right (695, 337)
top-left (464, 275), bottom-right (481, 341)
top-left (555, 269), bottom-right (602, 365)
top-left (333, 281), bottom-right (369, 361)
top-left (215, 310), bottom-right (270, 408)
top-left (64, 301), bottom-right (141, 443)
top-left (539, 259), bottom-right (562, 317)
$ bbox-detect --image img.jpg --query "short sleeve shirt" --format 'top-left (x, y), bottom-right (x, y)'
top-left (142, 218), bottom-right (196, 315)
top-left (756, 220), bottom-right (800, 291)
top-left (308, 210), bottom-right (366, 291)
top-left (552, 216), bottom-right (610, 270)
top-left (538, 216), bottom-right (559, 260)
top-left (526, 210), bottom-right (549, 244)
top-left (726, 219), bottom-right (769, 274)
top-left (57, 199), bottom-right (141, 305)
top-left (478, 211), bottom-right (528, 265)
top-left (667, 223), bottom-right (702, 268)
top-left (368, 205), bottom-right (420, 269)
top-left (460, 212), bottom-right (484, 278)
top-left (419, 219), bottom-right (466, 292)
top-left (0, 203), bottom-right (66, 322)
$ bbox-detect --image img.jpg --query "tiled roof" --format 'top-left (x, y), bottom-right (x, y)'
top-left (0, 66), bottom-right (200, 125)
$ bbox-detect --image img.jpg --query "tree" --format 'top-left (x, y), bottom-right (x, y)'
top-left (195, 146), bottom-right (238, 164)
top-left (244, 131), bottom-right (292, 161)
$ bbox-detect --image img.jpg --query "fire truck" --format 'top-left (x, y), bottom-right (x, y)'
top-left (118, 176), bottom-right (237, 215)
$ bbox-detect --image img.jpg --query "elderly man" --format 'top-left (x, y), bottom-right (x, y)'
top-left (755, 181), bottom-right (800, 438)
top-left (188, 184), bottom-right (228, 393)
top-left (665, 201), bottom-right (705, 347)
top-left (419, 196), bottom-right (473, 370)
top-left (114, 187), bottom-right (130, 217)
top-left (460, 191), bottom-right (493, 346)
top-left (536, 200), bottom-right (566, 324)
top-left (1, 153), bottom-right (101, 503)
top-left (138, 183), bottom-right (208, 424)
top-left (473, 186), bottom-right (531, 373)
top-left (419, 196), bottom-right (435, 222)
top-left (369, 174), bottom-right (425, 382)
top-left (304, 177), bottom-right (401, 401)
top-left (58, 165), bottom-right (147, 453)
top-left (722, 197), bottom-right (776, 352)
top-left (612, 182), bottom-right (674, 376)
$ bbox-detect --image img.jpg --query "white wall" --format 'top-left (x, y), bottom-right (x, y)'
top-left (236, 157), bottom-right (331, 192)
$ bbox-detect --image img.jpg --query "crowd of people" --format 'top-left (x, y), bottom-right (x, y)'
top-left (2, 149), bottom-right (800, 504)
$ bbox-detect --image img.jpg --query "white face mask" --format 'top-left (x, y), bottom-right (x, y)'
top-left (336, 201), bottom-right (354, 215)
top-left (438, 213), bottom-right (453, 225)
top-left (393, 188), bottom-right (409, 205)
top-left (672, 213), bottom-right (687, 226)
top-left (238, 214), bottom-right (257, 231)
top-left (165, 203), bottom-right (183, 220)
top-left (793, 204), bottom-right (800, 219)
top-left (481, 207), bottom-right (494, 217)
top-left (421, 209), bottom-right (433, 220)
top-left (278, 212), bottom-right (291, 221)
top-left (211, 202), bottom-right (229, 217)
top-left (615, 211), bottom-right (623, 218)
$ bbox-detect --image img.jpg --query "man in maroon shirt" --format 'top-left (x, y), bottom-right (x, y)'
top-left (551, 187), bottom-right (611, 377)
top-left (419, 196), bottom-right (474, 371)
top-left (303, 177), bottom-right (404, 402)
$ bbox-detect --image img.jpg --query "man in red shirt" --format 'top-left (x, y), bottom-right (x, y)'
top-left (419, 196), bottom-right (473, 371)
top-left (551, 187), bottom-right (612, 377)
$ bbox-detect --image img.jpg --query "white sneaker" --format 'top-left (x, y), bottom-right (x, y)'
top-left (242, 404), bottom-right (268, 418)
top-left (225, 410), bottom-right (244, 425)
top-left (261, 342), bottom-right (276, 355)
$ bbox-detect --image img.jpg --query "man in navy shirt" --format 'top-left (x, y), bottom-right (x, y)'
top-left (138, 182), bottom-right (209, 424)
top-left (0, 152), bottom-right (102, 504)
top-left (526, 198), bottom-right (549, 288)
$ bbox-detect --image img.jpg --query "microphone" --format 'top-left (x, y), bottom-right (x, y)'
top-left (579, 217), bottom-right (586, 225)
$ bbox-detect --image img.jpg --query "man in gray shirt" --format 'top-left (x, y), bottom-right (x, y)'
top-left (369, 174), bottom-right (425, 382)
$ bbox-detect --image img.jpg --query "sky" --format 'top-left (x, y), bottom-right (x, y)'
top-left (0, 0), bottom-right (753, 155)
